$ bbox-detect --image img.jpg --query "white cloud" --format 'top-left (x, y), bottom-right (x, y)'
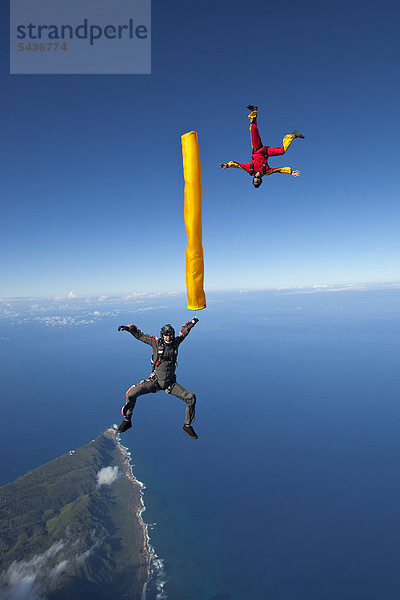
top-left (0, 574), bottom-right (43, 600)
top-left (96, 466), bottom-right (121, 487)
top-left (67, 291), bottom-right (77, 299)
top-left (277, 283), bottom-right (369, 296)
top-left (32, 316), bottom-right (95, 327)
top-left (0, 541), bottom-right (64, 600)
top-left (0, 531), bottom-right (103, 600)
top-left (49, 560), bottom-right (69, 580)
top-left (121, 291), bottom-right (178, 300)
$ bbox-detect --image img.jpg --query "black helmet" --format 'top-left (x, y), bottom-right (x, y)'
top-left (160, 324), bottom-right (175, 338)
top-left (252, 175), bottom-right (263, 188)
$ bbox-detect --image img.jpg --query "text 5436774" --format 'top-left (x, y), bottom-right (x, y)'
top-left (18, 42), bottom-right (67, 52)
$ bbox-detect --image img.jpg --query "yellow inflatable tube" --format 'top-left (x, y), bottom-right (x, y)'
top-left (181, 131), bottom-right (206, 311)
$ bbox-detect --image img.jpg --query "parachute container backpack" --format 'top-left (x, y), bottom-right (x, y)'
top-left (181, 131), bottom-right (206, 311)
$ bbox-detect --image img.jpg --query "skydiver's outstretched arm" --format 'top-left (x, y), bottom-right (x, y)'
top-left (175, 317), bottom-right (199, 346)
top-left (219, 161), bottom-right (251, 173)
top-left (118, 324), bottom-right (156, 346)
top-left (266, 168), bottom-right (301, 177)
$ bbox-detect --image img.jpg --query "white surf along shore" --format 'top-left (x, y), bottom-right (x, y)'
top-left (114, 428), bottom-right (168, 600)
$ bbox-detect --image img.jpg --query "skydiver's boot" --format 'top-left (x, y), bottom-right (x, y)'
top-left (122, 403), bottom-right (133, 417)
top-left (117, 418), bottom-right (132, 433)
top-left (182, 424), bottom-right (198, 439)
top-left (247, 105), bottom-right (258, 123)
top-left (292, 130), bottom-right (305, 139)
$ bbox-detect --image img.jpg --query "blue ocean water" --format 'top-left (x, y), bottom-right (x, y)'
top-left (1, 288), bottom-right (400, 599)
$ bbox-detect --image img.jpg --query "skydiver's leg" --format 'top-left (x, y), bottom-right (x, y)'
top-left (167, 381), bottom-right (196, 426)
top-left (118, 378), bottom-right (159, 432)
top-left (250, 122), bottom-right (264, 152)
top-left (122, 378), bottom-right (159, 419)
top-left (267, 134), bottom-right (296, 157)
top-left (248, 107), bottom-right (263, 151)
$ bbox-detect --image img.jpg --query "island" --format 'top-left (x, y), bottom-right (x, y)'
top-left (0, 428), bottom-right (150, 600)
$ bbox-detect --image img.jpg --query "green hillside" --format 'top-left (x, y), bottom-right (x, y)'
top-left (0, 429), bottom-right (148, 600)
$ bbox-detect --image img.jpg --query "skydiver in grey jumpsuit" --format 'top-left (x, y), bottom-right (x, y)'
top-left (117, 318), bottom-right (199, 439)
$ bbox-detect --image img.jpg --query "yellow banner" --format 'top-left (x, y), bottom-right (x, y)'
top-left (181, 131), bottom-right (206, 311)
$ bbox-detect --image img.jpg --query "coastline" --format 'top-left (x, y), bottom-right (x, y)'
top-left (105, 427), bottom-right (152, 600)
top-left (106, 428), bottom-right (167, 600)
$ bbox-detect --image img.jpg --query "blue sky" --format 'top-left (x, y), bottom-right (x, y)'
top-left (1, 0), bottom-right (399, 298)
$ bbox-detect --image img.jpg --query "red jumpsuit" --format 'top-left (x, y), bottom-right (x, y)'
top-left (227, 116), bottom-right (294, 177)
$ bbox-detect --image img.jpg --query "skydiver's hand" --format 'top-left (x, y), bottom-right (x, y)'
top-left (192, 317), bottom-right (199, 324)
top-left (118, 325), bottom-right (130, 332)
top-left (219, 163), bottom-right (227, 170)
top-left (292, 170), bottom-right (301, 177)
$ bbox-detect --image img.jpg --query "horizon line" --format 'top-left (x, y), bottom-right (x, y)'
top-left (1, 280), bottom-right (400, 302)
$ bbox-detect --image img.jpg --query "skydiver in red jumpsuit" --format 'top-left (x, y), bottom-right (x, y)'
top-left (219, 105), bottom-right (304, 188)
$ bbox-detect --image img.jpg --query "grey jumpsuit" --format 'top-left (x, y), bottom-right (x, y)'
top-left (122, 320), bottom-right (197, 425)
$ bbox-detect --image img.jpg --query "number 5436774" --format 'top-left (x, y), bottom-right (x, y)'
top-left (17, 42), bottom-right (67, 51)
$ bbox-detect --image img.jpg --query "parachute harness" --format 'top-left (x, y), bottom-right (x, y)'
top-left (151, 338), bottom-right (178, 370)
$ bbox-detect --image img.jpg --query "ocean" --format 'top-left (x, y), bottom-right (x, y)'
top-left (1, 287), bottom-right (400, 599)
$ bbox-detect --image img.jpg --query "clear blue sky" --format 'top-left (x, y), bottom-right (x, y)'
top-left (1, 0), bottom-right (399, 298)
